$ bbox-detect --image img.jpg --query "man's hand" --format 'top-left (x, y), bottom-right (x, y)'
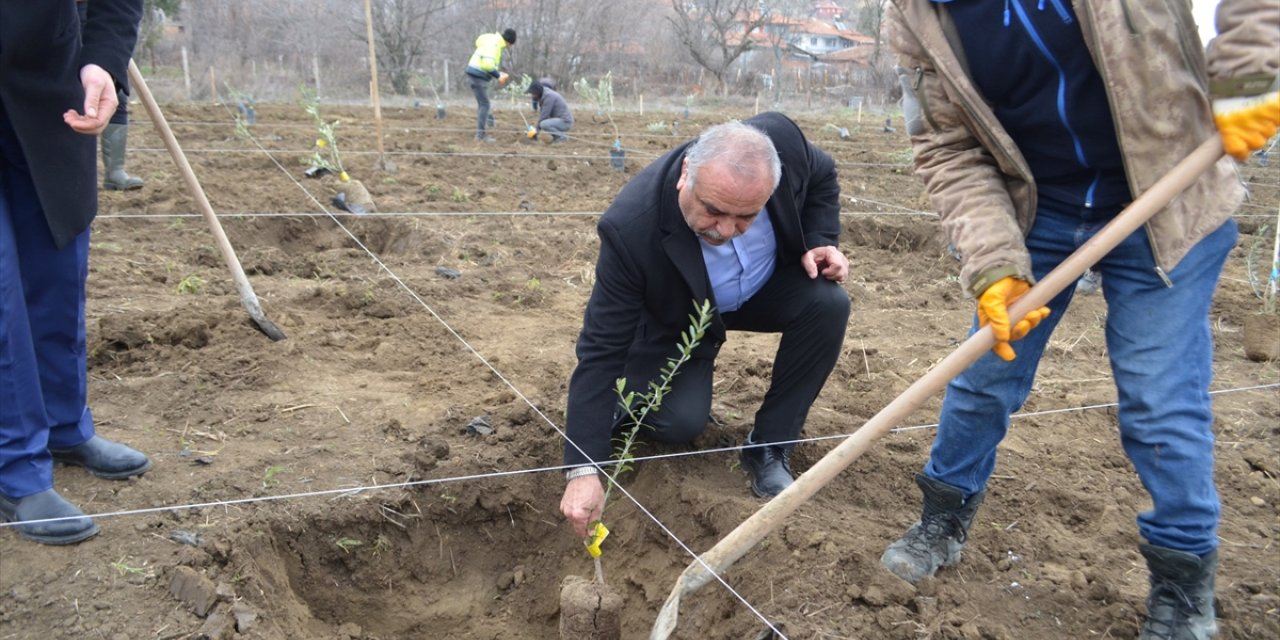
top-left (560, 474), bottom-right (604, 537)
top-left (1214, 90), bottom-right (1280, 161)
top-left (977, 276), bottom-right (1050, 361)
top-left (498, 72), bottom-right (510, 87)
top-left (63, 64), bottom-right (118, 135)
top-left (801, 245), bottom-right (850, 284)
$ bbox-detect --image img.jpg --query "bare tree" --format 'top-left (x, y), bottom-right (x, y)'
top-left (367, 0), bottom-right (455, 96)
top-left (667, 0), bottom-right (768, 96)
top-left (137, 0), bottom-right (183, 69)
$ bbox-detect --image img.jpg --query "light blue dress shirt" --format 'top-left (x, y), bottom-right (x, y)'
top-left (700, 206), bottom-right (777, 313)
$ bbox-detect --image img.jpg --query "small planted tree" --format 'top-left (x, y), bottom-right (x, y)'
top-left (577, 73), bottom-right (625, 170)
top-left (300, 87), bottom-right (373, 214)
top-left (559, 300), bottom-right (714, 640)
top-left (300, 87), bottom-right (347, 182)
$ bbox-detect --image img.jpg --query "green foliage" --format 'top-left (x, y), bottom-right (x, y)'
top-left (575, 73), bottom-right (614, 113)
top-left (1246, 222), bottom-right (1279, 313)
top-left (575, 73), bottom-right (620, 140)
top-left (110, 557), bottom-right (144, 576)
top-left (176, 274), bottom-right (204, 295)
top-left (501, 74), bottom-right (533, 102)
top-left (299, 86), bottom-right (346, 178)
top-left (262, 464), bottom-right (285, 488)
top-left (334, 537), bottom-right (364, 554)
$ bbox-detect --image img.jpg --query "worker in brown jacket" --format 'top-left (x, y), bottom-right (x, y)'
top-left (882, 0), bottom-right (1278, 637)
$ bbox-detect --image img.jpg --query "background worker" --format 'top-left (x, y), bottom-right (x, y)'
top-left (883, 0), bottom-right (1278, 637)
top-left (525, 81), bottom-right (573, 144)
top-left (0, 0), bottom-right (154, 545)
top-left (464, 28), bottom-right (516, 142)
top-left (77, 0), bottom-right (144, 190)
top-left (559, 113), bottom-right (851, 537)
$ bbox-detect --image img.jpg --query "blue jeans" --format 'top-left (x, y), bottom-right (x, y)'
top-left (925, 201), bottom-right (1237, 556)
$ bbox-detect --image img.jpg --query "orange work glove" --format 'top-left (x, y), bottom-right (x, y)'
top-left (1213, 86), bottom-right (1280, 161)
top-left (498, 72), bottom-right (510, 87)
top-left (977, 276), bottom-right (1051, 361)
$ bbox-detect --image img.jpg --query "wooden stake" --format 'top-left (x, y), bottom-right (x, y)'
top-left (180, 47), bottom-right (190, 100)
top-left (363, 0), bottom-right (387, 167)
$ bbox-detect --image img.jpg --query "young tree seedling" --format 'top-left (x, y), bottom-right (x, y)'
top-left (586, 299), bottom-right (714, 584)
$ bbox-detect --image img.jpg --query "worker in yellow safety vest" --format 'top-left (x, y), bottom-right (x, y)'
top-left (464, 28), bottom-right (516, 142)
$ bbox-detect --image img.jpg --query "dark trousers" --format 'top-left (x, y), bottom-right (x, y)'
top-left (618, 263), bottom-right (849, 448)
top-left (468, 74), bottom-right (492, 137)
top-left (0, 109), bottom-right (95, 499)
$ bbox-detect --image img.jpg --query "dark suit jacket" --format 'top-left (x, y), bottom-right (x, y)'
top-left (564, 111), bottom-right (841, 466)
top-left (0, 0), bottom-right (142, 247)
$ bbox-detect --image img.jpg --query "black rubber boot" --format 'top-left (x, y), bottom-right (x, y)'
top-left (50, 436), bottom-right (152, 480)
top-left (102, 123), bottom-right (144, 190)
top-left (0, 489), bottom-right (99, 545)
top-left (1139, 544), bottom-right (1218, 639)
top-left (880, 473), bottom-right (986, 584)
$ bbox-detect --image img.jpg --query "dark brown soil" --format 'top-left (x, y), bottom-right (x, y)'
top-left (0, 103), bottom-right (1276, 640)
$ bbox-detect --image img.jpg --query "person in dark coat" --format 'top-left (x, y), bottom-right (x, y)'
top-left (0, 0), bottom-right (152, 545)
top-left (559, 112), bottom-right (851, 537)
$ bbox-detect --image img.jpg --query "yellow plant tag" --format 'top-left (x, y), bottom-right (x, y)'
top-left (585, 522), bottom-right (609, 558)
top-left (316, 139), bottom-right (327, 148)
top-left (338, 171), bottom-right (350, 183)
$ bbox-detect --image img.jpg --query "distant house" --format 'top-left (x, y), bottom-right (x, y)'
top-left (742, 13), bottom-right (876, 72)
top-left (786, 19), bottom-right (873, 58)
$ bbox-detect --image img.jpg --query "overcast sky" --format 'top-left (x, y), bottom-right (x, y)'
top-left (1193, 0), bottom-right (1217, 43)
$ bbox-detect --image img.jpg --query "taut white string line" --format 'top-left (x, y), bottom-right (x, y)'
top-left (5, 380), bottom-right (1274, 530)
top-left (217, 104), bottom-right (792, 637)
top-left (95, 209), bottom-right (1280, 220)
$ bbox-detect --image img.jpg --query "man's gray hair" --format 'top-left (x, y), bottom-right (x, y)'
top-left (685, 121), bottom-right (782, 192)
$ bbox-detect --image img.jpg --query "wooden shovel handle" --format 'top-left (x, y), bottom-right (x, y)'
top-left (652, 135), bottom-right (1225, 639)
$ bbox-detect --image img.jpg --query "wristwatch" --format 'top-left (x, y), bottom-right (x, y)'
top-left (565, 466), bottom-right (600, 482)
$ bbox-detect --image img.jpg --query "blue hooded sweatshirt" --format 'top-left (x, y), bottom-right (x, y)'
top-left (932, 0), bottom-right (1132, 210)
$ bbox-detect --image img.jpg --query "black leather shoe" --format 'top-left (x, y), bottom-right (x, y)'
top-left (740, 442), bottom-right (795, 498)
top-left (50, 436), bottom-right (152, 480)
top-left (0, 489), bottom-right (99, 545)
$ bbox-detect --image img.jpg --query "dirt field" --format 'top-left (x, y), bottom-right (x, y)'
top-left (0, 101), bottom-right (1276, 640)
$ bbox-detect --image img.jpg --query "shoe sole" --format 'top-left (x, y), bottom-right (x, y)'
top-left (19, 523), bottom-right (101, 545)
top-left (51, 458), bottom-right (153, 481)
top-left (0, 511), bottom-right (100, 545)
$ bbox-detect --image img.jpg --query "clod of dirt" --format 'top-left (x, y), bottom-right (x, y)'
top-left (1243, 313), bottom-right (1279, 362)
top-left (169, 566), bottom-right (218, 617)
top-left (558, 574), bottom-right (622, 640)
top-left (343, 178), bottom-right (376, 212)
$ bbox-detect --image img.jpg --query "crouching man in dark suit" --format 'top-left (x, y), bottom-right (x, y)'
top-left (559, 112), bottom-right (851, 538)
